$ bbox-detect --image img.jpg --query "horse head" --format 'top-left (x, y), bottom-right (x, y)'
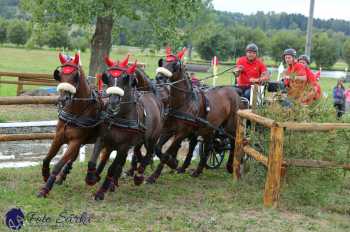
top-left (156, 47), bottom-right (187, 83)
top-left (54, 52), bottom-right (82, 107)
top-left (102, 55), bottom-right (138, 115)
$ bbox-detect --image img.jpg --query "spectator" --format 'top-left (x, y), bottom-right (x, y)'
top-left (333, 80), bottom-right (346, 119)
top-left (344, 86), bottom-right (350, 112)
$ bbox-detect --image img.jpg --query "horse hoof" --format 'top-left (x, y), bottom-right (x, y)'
top-left (191, 171), bottom-right (201, 177)
top-left (55, 179), bottom-right (63, 185)
top-left (134, 175), bottom-right (144, 186)
top-left (85, 173), bottom-right (100, 186)
top-left (146, 176), bottom-right (156, 184)
top-left (37, 188), bottom-right (48, 198)
top-left (176, 167), bottom-right (186, 174)
top-left (94, 192), bottom-right (105, 201)
top-left (226, 164), bottom-right (233, 174)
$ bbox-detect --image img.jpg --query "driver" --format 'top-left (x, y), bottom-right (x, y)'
top-left (234, 43), bottom-right (270, 100)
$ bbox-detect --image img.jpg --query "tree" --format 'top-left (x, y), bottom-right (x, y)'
top-left (270, 30), bottom-right (304, 62)
top-left (312, 32), bottom-right (338, 68)
top-left (21, 0), bottom-right (203, 76)
top-left (196, 30), bottom-right (235, 60)
top-left (46, 23), bottom-right (70, 48)
top-left (7, 19), bottom-right (29, 45)
top-left (0, 18), bottom-right (8, 43)
top-left (342, 39), bottom-right (350, 68)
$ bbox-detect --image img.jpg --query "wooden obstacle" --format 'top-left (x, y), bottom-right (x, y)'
top-left (0, 133), bottom-right (55, 142)
top-left (0, 96), bottom-right (58, 105)
top-left (233, 109), bottom-right (350, 208)
top-left (0, 71), bottom-right (55, 95)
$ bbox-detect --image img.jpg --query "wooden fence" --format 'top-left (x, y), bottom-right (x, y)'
top-left (233, 109), bottom-right (350, 208)
top-left (0, 71), bottom-right (56, 96)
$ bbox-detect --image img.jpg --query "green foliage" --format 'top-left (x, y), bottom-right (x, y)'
top-left (7, 19), bottom-right (29, 45)
top-left (0, 17), bottom-right (8, 43)
top-left (69, 36), bottom-right (89, 52)
top-left (342, 39), bottom-right (350, 68)
top-left (312, 32), bottom-right (338, 68)
top-left (196, 30), bottom-right (234, 60)
top-left (46, 23), bottom-right (70, 49)
top-left (270, 30), bottom-right (304, 62)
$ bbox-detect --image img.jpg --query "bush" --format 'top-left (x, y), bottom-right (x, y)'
top-left (46, 23), bottom-right (70, 49)
top-left (7, 20), bottom-right (30, 45)
top-left (26, 27), bottom-right (47, 48)
top-left (270, 30), bottom-right (304, 62)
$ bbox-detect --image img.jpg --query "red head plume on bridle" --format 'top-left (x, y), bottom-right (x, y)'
top-left (58, 52), bottom-right (80, 74)
top-left (165, 47), bottom-right (187, 62)
top-left (103, 54), bottom-right (137, 78)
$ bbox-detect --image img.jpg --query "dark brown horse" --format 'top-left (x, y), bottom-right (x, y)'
top-left (37, 52), bottom-right (104, 198)
top-left (86, 58), bottom-right (163, 200)
top-left (147, 48), bottom-right (240, 183)
top-left (85, 56), bottom-right (161, 187)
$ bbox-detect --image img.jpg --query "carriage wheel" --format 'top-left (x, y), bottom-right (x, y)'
top-left (199, 142), bottom-right (225, 169)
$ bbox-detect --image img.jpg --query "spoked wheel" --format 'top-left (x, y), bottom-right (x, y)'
top-left (199, 142), bottom-right (225, 169)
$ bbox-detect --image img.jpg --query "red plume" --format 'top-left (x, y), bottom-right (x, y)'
top-left (73, 52), bottom-right (80, 65)
top-left (166, 47), bottom-right (172, 57)
top-left (119, 54), bottom-right (130, 68)
top-left (177, 47), bottom-right (187, 60)
top-left (104, 56), bottom-right (117, 67)
top-left (127, 61), bottom-right (138, 74)
top-left (96, 73), bottom-right (103, 92)
top-left (58, 53), bottom-right (67, 64)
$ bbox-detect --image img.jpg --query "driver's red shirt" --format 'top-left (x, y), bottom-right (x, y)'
top-left (236, 56), bottom-right (267, 87)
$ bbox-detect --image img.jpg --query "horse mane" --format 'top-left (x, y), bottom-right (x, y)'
top-left (135, 68), bottom-right (157, 94)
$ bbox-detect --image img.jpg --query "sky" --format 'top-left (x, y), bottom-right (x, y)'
top-left (212, 0), bottom-right (350, 21)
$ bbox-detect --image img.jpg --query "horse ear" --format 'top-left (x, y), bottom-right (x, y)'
top-left (158, 58), bottom-right (163, 67)
top-left (101, 72), bottom-right (110, 85)
top-left (177, 47), bottom-right (187, 60)
top-left (127, 61), bottom-right (137, 74)
top-left (73, 52), bottom-right (80, 65)
top-left (119, 54), bottom-right (130, 68)
top-left (53, 69), bottom-right (60, 81)
top-left (104, 56), bottom-right (116, 67)
top-left (58, 53), bottom-right (67, 64)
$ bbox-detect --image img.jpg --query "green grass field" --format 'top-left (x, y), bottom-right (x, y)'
top-left (0, 161), bottom-right (349, 232)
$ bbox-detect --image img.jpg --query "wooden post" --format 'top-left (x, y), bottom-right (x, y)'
top-left (17, 76), bottom-right (23, 96)
top-left (233, 116), bottom-right (245, 180)
top-left (264, 126), bottom-right (284, 208)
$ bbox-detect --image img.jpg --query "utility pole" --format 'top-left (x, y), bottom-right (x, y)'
top-left (305, 0), bottom-right (315, 57)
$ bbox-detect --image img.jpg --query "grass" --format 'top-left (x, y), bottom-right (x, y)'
top-left (0, 160), bottom-right (349, 231)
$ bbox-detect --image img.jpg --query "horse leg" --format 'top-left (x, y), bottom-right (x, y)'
top-left (226, 140), bottom-right (235, 174)
top-left (126, 145), bottom-right (142, 177)
top-left (95, 145), bottom-right (128, 201)
top-left (56, 159), bottom-right (74, 185)
top-left (37, 141), bottom-right (81, 198)
top-left (177, 135), bottom-right (197, 173)
top-left (146, 134), bottom-right (183, 184)
top-left (42, 135), bottom-right (64, 182)
top-left (134, 141), bottom-right (155, 186)
top-left (191, 137), bottom-right (211, 177)
top-left (85, 137), bottom-right (105, 186)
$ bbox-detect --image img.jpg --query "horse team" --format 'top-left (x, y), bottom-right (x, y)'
top-left (37, 48), bottom-right (241, 201)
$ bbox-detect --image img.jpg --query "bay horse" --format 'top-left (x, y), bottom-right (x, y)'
top-left (147, 48), bottom-right (240, 183)
top-left (86, 58), bottom-right (163, 200)
top-left (37, 52), bottom-right (104, 198)
top-left (85, 55), bottom-right (161, 187)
